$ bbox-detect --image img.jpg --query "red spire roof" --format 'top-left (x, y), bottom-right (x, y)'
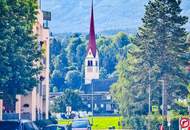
top-left (88, 0), bottom-right (96, 57)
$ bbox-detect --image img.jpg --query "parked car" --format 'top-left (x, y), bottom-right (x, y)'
top-left (0, 120), bottom-right (39, 130)
top-left (43, 124), bottom-right (70, 130)
top-left (71, 118), bottom-right (91, 130)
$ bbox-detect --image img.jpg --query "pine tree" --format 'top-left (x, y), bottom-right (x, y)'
top-left (111, 44), bottom-right (148, 116)
top-left (0, 0), bottom-right (41, 111)
top-left (136, 0), bottom-right (189, 114)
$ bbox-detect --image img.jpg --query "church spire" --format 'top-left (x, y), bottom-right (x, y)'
top-left (88, 0), bottom-right (96, 57)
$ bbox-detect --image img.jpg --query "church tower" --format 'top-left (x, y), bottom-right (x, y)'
top-left (85, 0), bottom-right (99, 84)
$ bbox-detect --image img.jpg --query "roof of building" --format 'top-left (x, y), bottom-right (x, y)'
top-left (81, 78), bottom-right (117, 94)
top-left (87, 0), bottom-right (97, 57)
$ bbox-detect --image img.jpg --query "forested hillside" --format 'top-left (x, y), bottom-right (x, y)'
top-left (50, 32), bottom-right (130, 91)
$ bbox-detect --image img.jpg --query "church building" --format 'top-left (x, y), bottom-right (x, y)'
top-left (80, 0), bottom-right (117, 115)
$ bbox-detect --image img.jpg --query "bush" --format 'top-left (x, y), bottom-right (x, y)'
top-left (123, 114), bottom-right (179, 130)
top-left (125, 115), bottom-right (146, 130)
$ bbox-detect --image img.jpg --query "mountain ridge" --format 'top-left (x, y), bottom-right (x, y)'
top-left (42, 0), bottom-right (190, 34)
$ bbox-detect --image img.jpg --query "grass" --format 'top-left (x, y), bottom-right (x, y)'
top-left (58, 116), bottom-right (123, 129)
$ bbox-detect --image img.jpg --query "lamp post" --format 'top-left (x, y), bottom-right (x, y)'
top-left (91, 81), bottom-right (94, 124)
top-left (158, 80), bottom-right (166, 128)
top-left (148, 69), bottom-right (151, 130)
top-left (0, 92), bottom-right (3, 121)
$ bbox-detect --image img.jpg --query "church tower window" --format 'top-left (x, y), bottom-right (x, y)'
top-left (95, 61), bottom-right (98, 66)
top-left (88, 60), bottom-right (93, 66)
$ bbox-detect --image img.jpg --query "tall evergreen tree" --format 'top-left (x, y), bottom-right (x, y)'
top-left (0, 0), bottom-right (41, 110)
top-left (136, 0), bottom-right (189, 114)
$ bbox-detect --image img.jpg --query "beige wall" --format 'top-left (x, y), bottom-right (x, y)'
top-left (42, 28), bottom-right (50, 119)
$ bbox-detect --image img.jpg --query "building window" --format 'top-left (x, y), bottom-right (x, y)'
top-left (87, 96), bottom-right (91, 100)
top-left (23, 104), bottom-right (29, 108)
top-left (95, 61), bottom-right (98, 66)
top-left (94, 104), bottom-right (97, 109)
top-left (107, 95), bottom-right (111, 100)
top-left (88, 60), bottom-right (93, 66)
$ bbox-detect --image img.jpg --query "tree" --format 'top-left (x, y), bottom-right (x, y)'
top-left (50, 89), bottom-right (84, 113)
top-left (136, 0), bottom-right (189, 114)
top-left (98, 38), bottom-right (118, 75)
top-left (112, 32), bottom-right (129, 48)
top-left (54, 50), bottom-right (68, 73)
top-left (76, 43), bottom-right (86, 70)
top-left (0, 0), bottom-right (41, 110)
top-left (66, 34), bottom-right (83, 66)
top-left (51, 70), bottom-right (65, 91)
top-left (50, 38), bottom-right (62, 56)
top-left (111, 44), bottom-right (148, 116)
top-left (65, 70), bottom-right (82, 89)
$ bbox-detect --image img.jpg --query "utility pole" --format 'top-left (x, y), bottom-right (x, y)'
top-left (91, 82), bottom-right (94, 124)
top-left (159, 80), bottom-right (167, 128)
top-left (148, 69), bottom-right (151, 130)
top-left (0, 92), bottom-right (3, 121)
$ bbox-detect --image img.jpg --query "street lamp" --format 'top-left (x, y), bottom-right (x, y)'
top-left (148, 69), bottom-right (151, 130)
top-left (0, 92), bottom-right (3, 121)
top-left (91, 81), bottom-right (94, 125)
top-left (158, 80), bottom-right (166, 129)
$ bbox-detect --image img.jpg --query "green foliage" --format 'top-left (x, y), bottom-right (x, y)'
top-left (50, 38), bottom-right (62, 56)
top-left (127, 115), bottom-right (146, 130)
top-left (112, 32), bottom-right (129, 48)
top-left (50, 89), bottom-right (84, 113)
top-left (111, 44), bottom-right (148, 116)
top-left (0, 0), bottom-right (40, 110)
top-left (76, 43), bottom-right (86, 70)
top-left (66, 34), bottom-right (84, 66)
top-left (52, 86), bottom-right (58, 93)
top-left (51, 70), bottom-right (65, 91)
top-left (65, 70), bottom-right (82, 89)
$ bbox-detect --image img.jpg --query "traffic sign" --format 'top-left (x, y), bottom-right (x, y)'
top-left (180, 118), bottom-right (190, 128)
top-left (160, 124), bottom-right (164, 130)
top-left (152, 105), bottom-right (159, 112)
